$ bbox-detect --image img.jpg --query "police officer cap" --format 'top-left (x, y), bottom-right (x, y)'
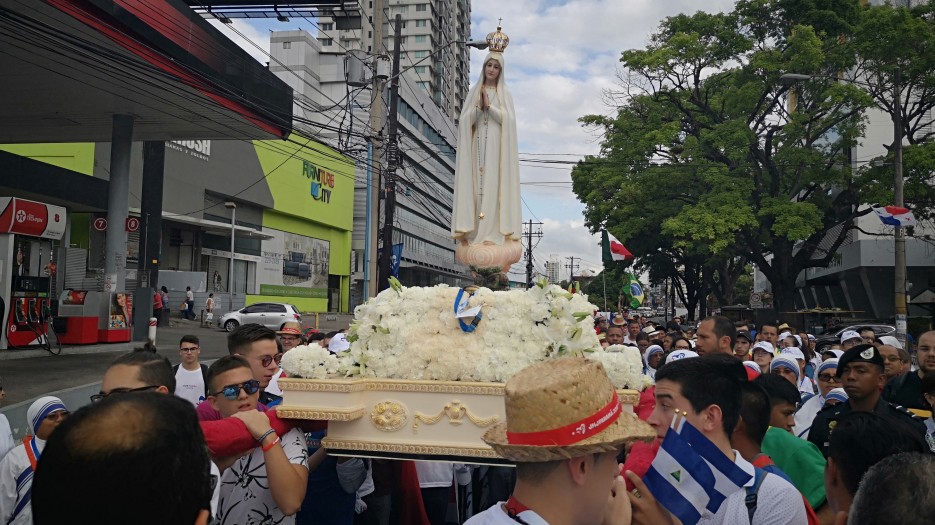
top-left (835, 343), bottom-right (884, 377)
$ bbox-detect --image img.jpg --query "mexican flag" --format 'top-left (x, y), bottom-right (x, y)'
top-left (602, 230), bottom-right (634, 263)
top-left (621, 272), bottom-right (645, 309)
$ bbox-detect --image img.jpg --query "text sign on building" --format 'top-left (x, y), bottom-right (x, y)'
top-left (0, 197), bottom-right (66, 240)
top-left (302, 160), bottom-right (335, 204)
top-left (166, 140), bottom-right (211, 161)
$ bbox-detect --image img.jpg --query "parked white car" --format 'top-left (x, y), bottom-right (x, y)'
top-left (218, 302), bottom-right (302, 332)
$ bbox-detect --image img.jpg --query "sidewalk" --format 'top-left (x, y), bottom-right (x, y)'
top-left (0, 313), bottom-right (355, 406)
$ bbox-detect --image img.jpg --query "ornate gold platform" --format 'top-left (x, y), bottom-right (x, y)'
top-left (277, 377), bottom-right (640, 464)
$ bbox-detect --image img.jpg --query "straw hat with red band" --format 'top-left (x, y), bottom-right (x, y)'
top-left (276, 321), bottom-right (304, 337)
top-left (483, 357), bottom-right (654, 462)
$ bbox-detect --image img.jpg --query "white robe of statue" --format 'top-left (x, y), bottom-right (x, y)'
top-left (452, 52), bottom-right (522, 249)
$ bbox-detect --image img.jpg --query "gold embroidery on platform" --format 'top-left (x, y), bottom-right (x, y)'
top-left (413, 400), bottom-right (499, 432)
top-left (370, 401), bottom-right (408, 432)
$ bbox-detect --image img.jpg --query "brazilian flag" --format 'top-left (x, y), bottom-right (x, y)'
top-left (621, 273), bottom-right (644, 309)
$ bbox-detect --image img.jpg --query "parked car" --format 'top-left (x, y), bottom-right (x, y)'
top-left (813, 323), bottom-right (895, 352)
top-left (218, 302), bottom-right (302, 332)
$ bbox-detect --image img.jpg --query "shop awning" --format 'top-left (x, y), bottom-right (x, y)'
top-left (155, 210), bottom-right (275, 240)
top-left (0, 0), bottom-right (293, 143)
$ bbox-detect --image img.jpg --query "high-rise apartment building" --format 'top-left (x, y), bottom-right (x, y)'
top-left (545, 258), bottom-right (562, 284)
top-left (315, 0), bottom-right (471, 120)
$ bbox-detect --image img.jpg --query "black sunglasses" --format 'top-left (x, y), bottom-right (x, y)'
top-left (210, 379), bottom-right (261, 400)
top-left (90, 385), bottom-right (159, 403)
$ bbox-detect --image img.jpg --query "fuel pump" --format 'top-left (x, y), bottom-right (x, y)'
top-left (0, 197), bottom-right (66, 350)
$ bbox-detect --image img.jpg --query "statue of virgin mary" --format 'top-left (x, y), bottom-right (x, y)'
top-left (451, 24), bottom-right (522, 271)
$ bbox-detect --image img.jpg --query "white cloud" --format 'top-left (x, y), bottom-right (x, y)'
top-left (208, 19), bottom-right (271, 65)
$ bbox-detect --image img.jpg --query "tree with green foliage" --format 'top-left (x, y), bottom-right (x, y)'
top-left (572, 0), bottom-right (888, 314)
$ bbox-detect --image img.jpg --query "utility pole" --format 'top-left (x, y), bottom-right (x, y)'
top-left (377, 15), bottom-right (403, 290)
top-left (893, 67), bottom-right (908, 347)
top-left (523, 220), bottom-right (543, 288)
top-left (565, 257), bottom-right (579, 284)
top-left (366, 0), bottom-right (386, 300)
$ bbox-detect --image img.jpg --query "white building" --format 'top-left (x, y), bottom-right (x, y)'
top-left (315, 0), bottom-right (472, 120)
top-left (545, 257), bottom-right (562, 284)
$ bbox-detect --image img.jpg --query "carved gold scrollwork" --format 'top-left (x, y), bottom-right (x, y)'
top-left (413, 400), bottom-right (499, 432)
top-left (370, 401), bottom-right (408, 432)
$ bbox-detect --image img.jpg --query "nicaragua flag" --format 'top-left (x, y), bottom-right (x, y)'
top-left (602, 230), bottom-right (634, 263)
top-left (642, 417), bottom-right (751, 525)
top-left (679, 419), bottom-right (752, 512)
top-left (873, 206), bottom-right (917, 227)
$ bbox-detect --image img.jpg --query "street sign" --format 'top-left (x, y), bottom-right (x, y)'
top-left (125, 217), bottom-right (140, 232)
top-left (93, 217), bottom-right (107, 231)
top-left (750, 292), bottom-right (763, 309)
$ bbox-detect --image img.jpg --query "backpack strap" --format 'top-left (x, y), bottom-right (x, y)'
top-left (200, 364), bottom-right (210, 396)
top-left (745, 467), bottom-right (767, 524)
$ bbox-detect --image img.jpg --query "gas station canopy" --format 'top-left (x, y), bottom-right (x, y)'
top-left (0, 0), bottom-right (294, 143)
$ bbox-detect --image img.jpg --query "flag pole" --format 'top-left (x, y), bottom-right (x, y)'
top-left (602, 270), bottom-right (608, 311)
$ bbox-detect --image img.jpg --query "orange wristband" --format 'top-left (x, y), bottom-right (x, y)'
top-left (261, 436), bottom-right (281, 452)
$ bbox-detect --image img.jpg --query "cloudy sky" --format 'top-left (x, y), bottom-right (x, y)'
top-left (211, 0), bottom-right (737, 280)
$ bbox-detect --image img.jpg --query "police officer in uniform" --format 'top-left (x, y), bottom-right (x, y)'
top-left (807, 343), bottom-right (925, 457)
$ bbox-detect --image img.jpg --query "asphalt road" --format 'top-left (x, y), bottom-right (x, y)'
top-left (0, 321), bottom-right (233, 405)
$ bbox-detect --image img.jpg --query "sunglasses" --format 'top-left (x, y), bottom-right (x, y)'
top-left (258, 353), bottom-right (283, 367)
top-left (818, 374), bottom-right (840, 383)
top-left (91, 385), bottom-right (159, 403)
top-left (210, 379), bottom-right (260, 400)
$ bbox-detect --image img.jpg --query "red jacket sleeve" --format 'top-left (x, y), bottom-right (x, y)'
top-left (200, 411), bottom-right (328, 457)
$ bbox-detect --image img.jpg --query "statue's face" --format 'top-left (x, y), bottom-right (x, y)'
top-left (484, 60), bottom-right (501, 83)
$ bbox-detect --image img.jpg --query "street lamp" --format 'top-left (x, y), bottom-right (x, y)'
top-left (780, 72), bottom-right (908, 345)
top-left (224, 201), bottom-right (236, 313)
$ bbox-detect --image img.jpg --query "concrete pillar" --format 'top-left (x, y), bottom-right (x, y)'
top-left (0, 234), bottom-right (14, 349)
top-left (104, 115), bottom-right (133, 293)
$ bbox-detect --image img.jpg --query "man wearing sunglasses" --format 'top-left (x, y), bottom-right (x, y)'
top-left (197, 324), bottom-right (284, 421)
top-left (207, 355), bottom-right (308, 524)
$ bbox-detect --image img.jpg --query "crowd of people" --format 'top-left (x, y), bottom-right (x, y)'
top-left (0, 313), bottom-right (930, 525)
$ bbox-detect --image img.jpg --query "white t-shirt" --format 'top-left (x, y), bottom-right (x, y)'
top-left (699, 451), bottom-right (806, 525)
top-left (186, 290), bottom-right (194, 302)
top-left (465, 503), bottom-right (549, 525)
top-left (175, 366), bottom-right (206, 406)
top-left (217, 428), bottom-right (308, 525)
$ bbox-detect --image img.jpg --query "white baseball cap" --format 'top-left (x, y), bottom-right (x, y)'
top-left (752, 341), bottom-right (774, 355)
top-left (780, 347), bottom-right (806, 361)
top-left (665, 350), bottom-right (699, 365)
top-left (840, 330), bottom-right (862, 344)
top-left (877, 335), bottom-right (903, 349)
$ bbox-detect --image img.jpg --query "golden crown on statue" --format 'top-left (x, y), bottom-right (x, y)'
top-left (486, 19), bottom-right (509, 53)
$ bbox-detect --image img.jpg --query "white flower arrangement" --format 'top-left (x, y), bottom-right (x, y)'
top-left (589, 345), bottom-right (653, 390)
top-left (280, 281), bottom-right (651, 390)
top-left (279, 343), bottom-right (344, 379)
